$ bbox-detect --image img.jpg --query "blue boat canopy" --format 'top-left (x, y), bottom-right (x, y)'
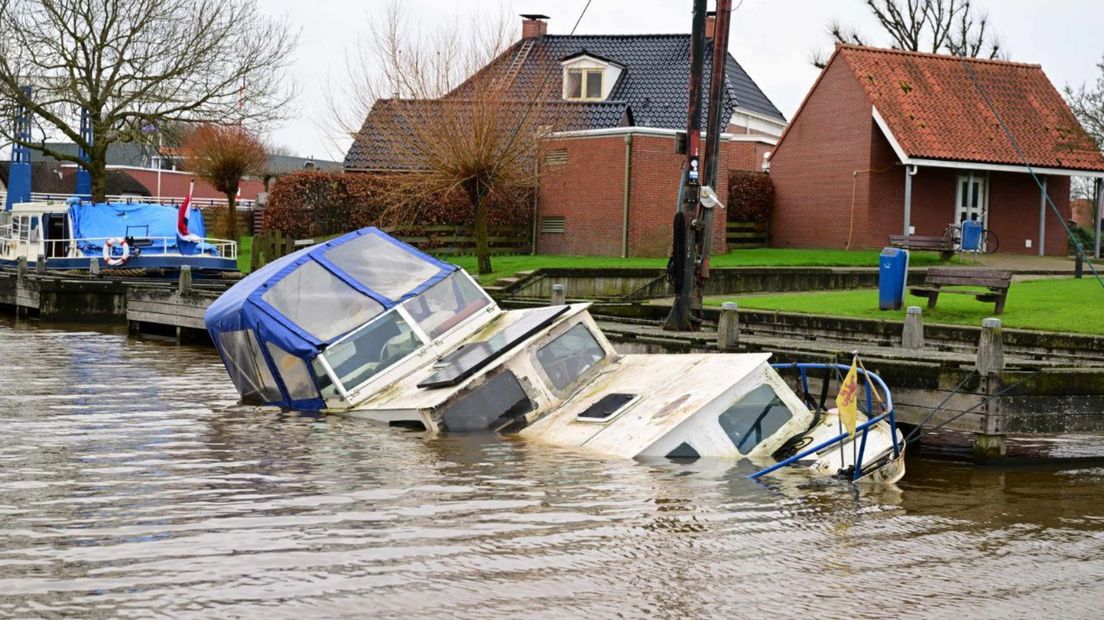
top-left (204, 227), bottom-right (473, 410)
top-left (68, 199), bottom-right (210, 256)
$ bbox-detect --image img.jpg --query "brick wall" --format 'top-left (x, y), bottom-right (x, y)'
top-left (537, 131), bottom-right (740, 257)
top-left (769, 57), bottom-right (877, 249)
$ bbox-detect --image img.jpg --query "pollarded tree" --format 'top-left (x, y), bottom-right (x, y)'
top-left (325, 2), bottom-right (563, 275)
top-left (181, 124), bottom-right (268, 242)
top-left (0, 0), bottom-right (297, 202)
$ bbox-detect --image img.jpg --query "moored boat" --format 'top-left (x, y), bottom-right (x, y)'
top-left (0, 197), bottom-right (237, 271)
top-left (204, 227), bottom-right (905, 483)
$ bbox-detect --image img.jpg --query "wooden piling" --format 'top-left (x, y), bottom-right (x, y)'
top-left (976, 317), bottom-right (1004, 376)
top-left (717, 302), bottom-right (740, 351)
top-left (974, 317), bottom-right (1007, 461)
top-left (178, 265), bottom-right (193, 295)
top-left (551, 283), bottom-right (566, 306)
top-left (16, 257), bottom-right (26, 284)
top-left (902, 305), bottom-right (924, 349)
top-left (89, 258), bottom-right (100, 276)
top-left (35, 255), bottom-right (46, 275)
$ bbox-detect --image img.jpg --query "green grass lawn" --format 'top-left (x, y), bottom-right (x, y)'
top-left (445, 249), bottom-right (946, 285)
top-left (237, 235), bottom-right (253, 273)
top-left (707, 277), bottom-right (1104, 335)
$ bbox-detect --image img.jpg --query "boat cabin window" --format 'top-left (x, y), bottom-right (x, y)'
top-left (718, 384), bottom-right (794, 455)
top-left (217, 330), bottom-right (282, 404)
top-left (402, 271), bottom-right (490, 339)
top-left (536, 324), bottom-right (606, 390)
top-left (262, 260), bottom-right (384, 341)
top-left (322, 309), bottom-right (423, 394)
top-left (324, 233), bottom-right (441, 300)
top-left (440, 371), bottom-right (534, 432)
top-left (266, 342), bottom-right (319, 402)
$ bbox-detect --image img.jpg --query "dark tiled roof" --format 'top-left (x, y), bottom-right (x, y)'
top-left (460, 34), bottom-right (785, 129)
top-left (837, 45), bottom-right (1104, 172)
top-left (344, 99), bottom-right (631, 171)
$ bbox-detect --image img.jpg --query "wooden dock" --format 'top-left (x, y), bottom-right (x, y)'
top-left (0, 261), bottom-right (232, 340)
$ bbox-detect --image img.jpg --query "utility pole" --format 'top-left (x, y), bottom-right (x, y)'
top-left (695, 0), bottom-right (733, 310)
top-left (664, 0), bottom-right (708, 332)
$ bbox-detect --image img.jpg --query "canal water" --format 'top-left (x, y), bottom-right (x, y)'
top-left (2, 318), bottom-right (1103, 619)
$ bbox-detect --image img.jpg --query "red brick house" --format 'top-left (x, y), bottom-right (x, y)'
top-left (344, 14), bottom-right (785, 257)
top-left (770, 45), bottom-right (1104, 256)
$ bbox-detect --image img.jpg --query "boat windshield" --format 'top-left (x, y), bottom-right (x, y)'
top-left (318, 309), bottom-right (425, 395)
top-left (402, 271), bottom-right (490, 339)
top-left (718, 384), bottom-right (794, 455)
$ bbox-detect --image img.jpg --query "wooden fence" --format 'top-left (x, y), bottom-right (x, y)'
top-left (726, 221), bottom-right (768, 249)
top-left (251, 224), bottom-right (532, 270)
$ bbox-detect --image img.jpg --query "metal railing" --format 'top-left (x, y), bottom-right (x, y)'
top-left (27, 193), bottom-right (257, 209)
top-left (749, 363), bottom-right (902, 482)
top-left (40, 235), bottom-right (238, 260)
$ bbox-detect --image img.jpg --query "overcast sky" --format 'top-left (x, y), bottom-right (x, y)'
top-left (259, 0), bottom-right (1104, 163)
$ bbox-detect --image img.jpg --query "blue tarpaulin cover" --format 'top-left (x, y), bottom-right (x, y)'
top-left (204, 227), bottom-right (455, 410)
top-left (68, 200), bottom-right (208, 256)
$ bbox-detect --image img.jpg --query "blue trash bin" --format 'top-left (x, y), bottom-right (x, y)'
top-left (879, 247), bottom-right (909, 311)
top-left (961, 219), bottom-right (983, 252)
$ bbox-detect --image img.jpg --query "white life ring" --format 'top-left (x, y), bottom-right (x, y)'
top-left (103, 237), bottom-right (130, 266)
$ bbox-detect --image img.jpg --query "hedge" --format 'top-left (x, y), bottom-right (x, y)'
top-left (727, 171), bottom-right (774, 224)
top-left (263, 170), bottom-right (532, 239)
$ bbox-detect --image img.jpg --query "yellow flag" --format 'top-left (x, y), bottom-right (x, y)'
top-left (835, 358), bottom-right (860, 436)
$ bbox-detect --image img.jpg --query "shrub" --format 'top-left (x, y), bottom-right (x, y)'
top-left (263, 170), bottom-right (531, 239)
top-left (727, 171), bottom-right (774, 224)
top-left (1068, 223), bottom-right (1097, 255)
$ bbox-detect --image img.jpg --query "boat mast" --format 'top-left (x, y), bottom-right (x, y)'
top-left (663, 0), bottom-right (708, 332)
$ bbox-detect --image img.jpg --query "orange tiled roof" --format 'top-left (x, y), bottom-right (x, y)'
top-left (836, 45), bottom-right (1104, 172)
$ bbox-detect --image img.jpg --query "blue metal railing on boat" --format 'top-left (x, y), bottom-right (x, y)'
top-left (749, 363), bottom-right (903, 482)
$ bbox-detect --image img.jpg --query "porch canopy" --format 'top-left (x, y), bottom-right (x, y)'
top-left (837, 45), bottom-right (1104, 256)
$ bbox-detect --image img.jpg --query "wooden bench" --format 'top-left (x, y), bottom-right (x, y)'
top-left (909, 268), bottom-right (1013, 314)
top-left (889, 233), bottom-right (954, 261)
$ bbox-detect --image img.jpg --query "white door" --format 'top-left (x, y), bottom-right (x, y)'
top-left (954, 173), bottom-right (988, 247)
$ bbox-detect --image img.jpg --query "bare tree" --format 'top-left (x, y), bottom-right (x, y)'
top-left (182, 123), bottom-right (268, 242)
top-left (0, 0), bottom-right (297, 202)
top-left (325, 2), bottom-right (564, 275)
top-left (813, 0), bottom-right (1004, 67)
top-left (1066, 57), bottom-right (1104, 149)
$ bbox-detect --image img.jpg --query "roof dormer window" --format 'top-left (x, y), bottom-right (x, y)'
top-left (566, 68), bottom-right (603, 100)
top-left (560, 51), bottom-right (623, 102)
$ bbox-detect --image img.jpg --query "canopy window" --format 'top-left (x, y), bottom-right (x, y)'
top-left (261, 260), bottom-right (384, 342)
top-left (324, 233), bottom-right (442, 301)
top-left (217, 330), bottom-right (282, 404)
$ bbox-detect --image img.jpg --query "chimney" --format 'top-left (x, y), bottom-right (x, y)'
top-left (705, 11), bottom-right (716, 39)
top-left (521, 14), bottom-right (549, 39)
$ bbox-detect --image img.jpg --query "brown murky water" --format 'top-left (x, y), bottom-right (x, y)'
top-left (2, 317), bottom-right (1103, 618)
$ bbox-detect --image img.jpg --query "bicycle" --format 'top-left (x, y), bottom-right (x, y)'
top-left (945, 223), bottom-right (999, 253)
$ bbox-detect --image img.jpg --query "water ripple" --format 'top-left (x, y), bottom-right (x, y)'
top-left (1, 318), bottom-right (1103, 618)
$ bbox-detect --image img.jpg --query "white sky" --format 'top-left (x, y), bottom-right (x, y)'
top-left (259, 0), bottom-right (1104, 162)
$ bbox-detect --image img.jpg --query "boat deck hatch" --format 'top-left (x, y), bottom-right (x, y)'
top-left (418, 305), bottom-right (569, 389)
top-left (577, 393), bottom-right (636, 421)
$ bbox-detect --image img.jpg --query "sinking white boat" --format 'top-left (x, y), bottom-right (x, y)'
top-left (205, 227), bottom-right (905, 483)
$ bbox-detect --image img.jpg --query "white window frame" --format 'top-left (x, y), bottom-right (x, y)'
top-left (319, 305), bottom-right (430, 401)
top-left (564, 68), bottom-right (604, 101)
